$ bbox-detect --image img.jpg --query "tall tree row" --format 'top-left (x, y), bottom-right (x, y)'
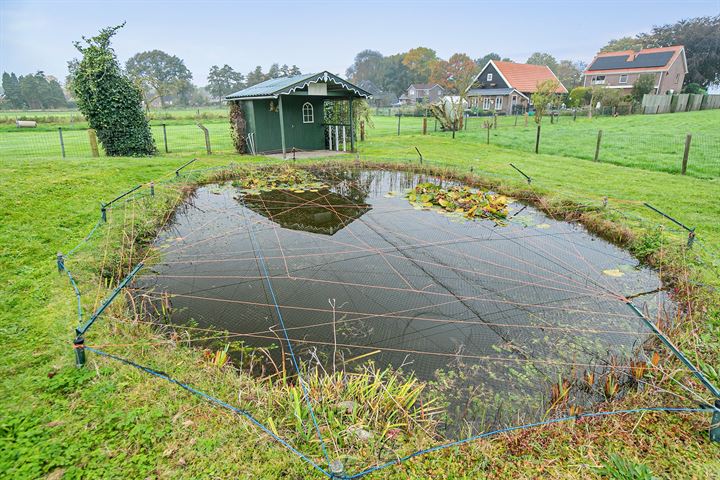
top-left (2, 71), bottom-right (68, 109)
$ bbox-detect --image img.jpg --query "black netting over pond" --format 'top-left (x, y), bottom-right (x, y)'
top-left (72, 165), bottom-right (717, 478)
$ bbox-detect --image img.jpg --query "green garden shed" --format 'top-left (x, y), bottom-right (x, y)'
top-left (225, 71), bottom-right (371, 157)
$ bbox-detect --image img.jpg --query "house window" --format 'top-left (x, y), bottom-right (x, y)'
top-left (487, 73), bottom-right (493, 81)
top-left (619, 74), bottom-right (628, 84)
top-left (511, 95), bottom-right (517, 105)
top-left (592, 75), bottom-right (606, 85)
top-left (482, 97), bottom-right (492, 110)
top-left (495, 97), bottom-right (503, 110)
top-left (302, 102), bottom-right (314, 123)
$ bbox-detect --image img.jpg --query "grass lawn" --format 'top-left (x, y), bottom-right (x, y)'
top-left (1, 112), bottom-right (719, 478)
top-left (371, 109), bottom-right (720, 178)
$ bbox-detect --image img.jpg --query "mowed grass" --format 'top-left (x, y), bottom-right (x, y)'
top-left (371, 109), bottom-right (720, 178)
top-left (1, 113), bottom-right (720, 478)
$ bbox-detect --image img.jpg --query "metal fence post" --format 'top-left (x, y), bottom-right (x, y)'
top-left (681, 133), bottom-right (692, 175)
top-left (197, 123), bottom-right (211, 154)
top-left (58, 127), bottom-right (66, 158)
top-left (162, 123), bottom-right (169, 153)
top-left (535, 124), bottom-right (541, 154)
top-left (594, 130), bottom-right (603, 162)
top-left (397, 114), bottom-right (401, 136)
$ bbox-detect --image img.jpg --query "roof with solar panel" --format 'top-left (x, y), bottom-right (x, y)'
top-left (584, 46), bottom-right (686, 74)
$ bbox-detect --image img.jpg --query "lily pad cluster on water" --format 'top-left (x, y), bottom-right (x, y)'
top-left (406, 182), bottom-right (509, 222)
top-left (232, 167), bottom-right (329, 195)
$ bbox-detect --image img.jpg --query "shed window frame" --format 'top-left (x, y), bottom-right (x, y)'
top-left (495, 97), bottom-right (503, 110)
top-left (302, 102), bottom-right (314, 123)
top-left (487, 73), bottom-right (493, 81)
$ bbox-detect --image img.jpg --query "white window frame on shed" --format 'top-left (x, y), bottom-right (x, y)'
top-left (302, 102), bottom-right (314, 123)
top-left (495, 97), bottom-right (503, 110)
top-left (487, 73), bottom-right (493, 81)
top-left (482, 97), bottom-right (492, 110)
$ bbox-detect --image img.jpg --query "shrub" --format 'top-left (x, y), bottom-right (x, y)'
top-left (70, 23), bottom-right (156, 156)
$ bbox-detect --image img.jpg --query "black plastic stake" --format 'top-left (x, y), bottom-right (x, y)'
top-left (57, 252), bottom-right (64, 272)
top-left (175, 158), bottom-right (197, 177)
top-left (509, 163), bottom-right (532, 184)
top-left (74, 336), bottom-right (86, 368)
top-left (415, 147), bottom-right (423, 165)
top-left (535, 124), bottom-right (541, 154)
top-left (644, 202), bottom-right (696, 248)
top-left (100, 204), bottom-right (107, 222)
top-left (711, 400), bottom-right (720, 442)
top-left (149, 182), bottom-right (155, 197)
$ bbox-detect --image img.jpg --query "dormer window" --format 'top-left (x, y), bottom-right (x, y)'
top-left (302, 102), bottom-right (314, 123)
top-left (487, 73), bottom-right (493, 81)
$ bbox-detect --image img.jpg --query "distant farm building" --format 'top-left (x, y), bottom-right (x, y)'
top-left (357, 80), bottom-right (397, 107)
top-left (398, 83), bottom-right (445, 105)
top-left (583, 46), bottom-right (687, 95)
top-left (466, 61), bottom-right (567, 114)
top-left (225, 72), bottom-right (371, 157)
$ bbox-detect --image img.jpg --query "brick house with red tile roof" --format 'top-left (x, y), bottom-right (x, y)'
top-left (582, 46), bottom-right (687, 95)
top-left (465, 60), bottom-right (567, 114)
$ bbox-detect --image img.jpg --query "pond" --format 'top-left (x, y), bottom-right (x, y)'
top-left (138, 167), bottom-right (670, 430)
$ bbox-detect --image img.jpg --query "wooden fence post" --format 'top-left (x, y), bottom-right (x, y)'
top-left (397, 114), bottom-right (401, 136)
top-left (422, 117), bottom-right (427, 135)
top-left (87, 129), bottom-right (99, 157)
top-left (681, 133), bottom-right (692, 175)
top-left (197, 123), bottom-right (211, 154)
top-left (57, 127), bottom-right (66, 158)
top-left (594, 130), bottom-right (603, 162)
top-left (535, 124), bottom-right (541, 154)
top-left (162, 123), bottom-right (169, 153)
top-left (524, 113), bottom-right (529, 127)
top-left (360, 121), bottom-right (365, 141)
top-left (493, 113), bottom-right (497, 129)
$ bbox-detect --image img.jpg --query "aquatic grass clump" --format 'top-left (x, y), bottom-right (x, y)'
top-left (406, 182), bottom-right (509, 222)
top-left (231, 165), bottom-right (329, 194)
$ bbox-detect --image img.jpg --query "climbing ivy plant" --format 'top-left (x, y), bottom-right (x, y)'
top-left (70, 23), bottom-right (156, 156)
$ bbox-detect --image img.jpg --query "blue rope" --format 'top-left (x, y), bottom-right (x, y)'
top-left (240, 199), bottom-right (332, 466)
top-left (347, 406), bottom-right (716, 479)
top-left (85, 347), bottom-right (332, 478)
top-left (66, 218), bottom-right (104, 258)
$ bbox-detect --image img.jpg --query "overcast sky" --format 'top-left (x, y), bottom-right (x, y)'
top-left (1, 0), bottom-right (719, 85)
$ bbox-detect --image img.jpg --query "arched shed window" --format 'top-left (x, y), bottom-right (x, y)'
top-left (302, 102), bottom-right (314, 123)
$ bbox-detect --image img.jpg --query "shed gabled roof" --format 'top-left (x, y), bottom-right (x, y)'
top-left (584, 46), bottom-right (686, 75)
top-left (225, 71), bottom-right (371, 100)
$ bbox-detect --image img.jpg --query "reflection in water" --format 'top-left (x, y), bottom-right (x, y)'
top-left (139, 168), bottom-right (670, 434)
top-left (242, 189), bottom-right (370, 236)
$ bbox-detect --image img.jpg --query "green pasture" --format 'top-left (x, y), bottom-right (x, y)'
top-left (371, 109), bottom-right (720, 178)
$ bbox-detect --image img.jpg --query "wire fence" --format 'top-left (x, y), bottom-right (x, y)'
top-left (3, 114), bottom-right (719, 180)
top-left (370, 114), bottom-right (720, 179)
top-left (1, 122), bottom-right (237, 159)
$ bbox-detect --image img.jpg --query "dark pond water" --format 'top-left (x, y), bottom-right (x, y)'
top-left (138, 168), bottom-right (670, 426)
